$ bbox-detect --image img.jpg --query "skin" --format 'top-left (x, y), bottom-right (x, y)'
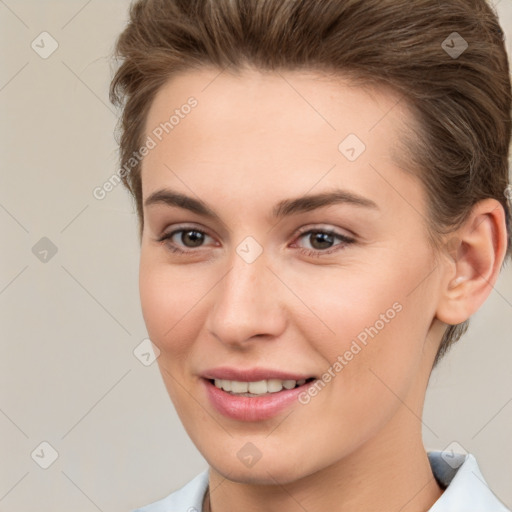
top-left (138, 66), bottom-right (507, 512)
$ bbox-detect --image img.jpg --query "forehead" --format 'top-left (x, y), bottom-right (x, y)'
top-left (143, 66), bottom-right (408, 143)
top-left (140, 67), bottom-right (419, 213)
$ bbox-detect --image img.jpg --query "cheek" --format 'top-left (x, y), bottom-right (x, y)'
top-left (139, 254), bottom-right (199, 358)
top-left (292, 275), bottom-right (431, 452)
top-left (285, 263), bottom-right (407, 354)
top-left (138, 257), bottom-right (206, 416)
top-left (295, 250), bottom-right (435, 384)
top-left (333, 281), bottom-right (435, 413)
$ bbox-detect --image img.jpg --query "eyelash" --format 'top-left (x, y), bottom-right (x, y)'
top-left (156, 225), bottom-right (355, 257)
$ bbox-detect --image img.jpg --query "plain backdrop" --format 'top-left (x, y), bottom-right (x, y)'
top-left (0, 1), bottom-right (511, 510)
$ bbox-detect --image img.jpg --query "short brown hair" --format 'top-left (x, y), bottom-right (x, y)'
top-left (109, 0), bottom-right (512, 366)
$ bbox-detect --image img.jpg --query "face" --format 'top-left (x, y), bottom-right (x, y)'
top-left (139, 67), bottom-right (446, 484)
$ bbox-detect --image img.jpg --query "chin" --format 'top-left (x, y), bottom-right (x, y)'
top-left (206, 449), bottom-right (318, 486)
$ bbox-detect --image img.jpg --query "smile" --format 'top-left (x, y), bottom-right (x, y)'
top-left (202, 377), bottom-right (318, 421)
top-left (211, 378), bottom-right (315, 396)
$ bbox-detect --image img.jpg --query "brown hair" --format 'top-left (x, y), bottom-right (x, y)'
top-left (109, 0), bottom-right (512, 366)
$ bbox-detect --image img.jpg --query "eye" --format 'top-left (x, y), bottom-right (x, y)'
top-left (157, 226), bottom-right (215, 254)
top-left (156, 225), bottom-right (355, 257)
top-left (292, 227), bottom-right (355, 257)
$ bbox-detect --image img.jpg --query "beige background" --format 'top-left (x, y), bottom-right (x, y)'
top-left (0, 1), bottom-right (511, 510)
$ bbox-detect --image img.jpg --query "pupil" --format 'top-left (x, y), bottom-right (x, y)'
top-left (311, 232), bottom-right (333, 250)
top-left (183, 230), bottom-right (204, 247)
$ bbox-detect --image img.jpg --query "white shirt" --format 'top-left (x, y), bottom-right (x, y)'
top-left (133, 451), bottom-right (511, 512)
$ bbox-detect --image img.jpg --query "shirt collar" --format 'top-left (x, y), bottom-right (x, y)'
top-left (427, 451), bottom-right (509, 511)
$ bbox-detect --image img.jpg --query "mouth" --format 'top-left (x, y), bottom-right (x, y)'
top-left (200, 367), bottom-right (319, 420)
top-left (206, 377), bottom-right (317, 397)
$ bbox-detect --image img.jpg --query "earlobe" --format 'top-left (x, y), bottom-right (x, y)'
top-left (435, 198), bottom-right (508, 326)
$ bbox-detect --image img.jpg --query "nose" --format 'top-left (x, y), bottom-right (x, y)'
top-left (205, 248), bottom-right (287, 348)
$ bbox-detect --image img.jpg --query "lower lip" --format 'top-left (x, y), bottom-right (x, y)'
top-left (202, 378), bottom-right (316, 422)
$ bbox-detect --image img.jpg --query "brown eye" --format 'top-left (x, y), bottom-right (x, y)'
top-left (307, 231), bottom-right (336, 250)
top-left (157, 227), bottom-right (215, 254)
top-left (179, 230), bottom-right (205, 248)
top-left (292, 228), bottom-right (356, 257)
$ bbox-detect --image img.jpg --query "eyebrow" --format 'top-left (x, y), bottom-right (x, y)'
top-left (144, 188), bottom-right (379, 221)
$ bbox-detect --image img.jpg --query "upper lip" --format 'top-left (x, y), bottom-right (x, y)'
top-left (201, 367), bottom-right (315, 382)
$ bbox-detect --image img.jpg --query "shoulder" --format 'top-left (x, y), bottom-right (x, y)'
top-left (132, 469), bottom-right (209, 512)
top-left (427, 451), bottom-right (510, 512)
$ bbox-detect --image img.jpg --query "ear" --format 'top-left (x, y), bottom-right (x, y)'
top-left (435, 198), bottom-right (508, 325)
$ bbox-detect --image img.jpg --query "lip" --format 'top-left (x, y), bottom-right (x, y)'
top-left (200, 366), bottom-right (316, 382)
top-left (201, 375), bottom-right (317, 422)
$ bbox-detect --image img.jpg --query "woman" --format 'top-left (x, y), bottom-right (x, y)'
top-left (110, 0), bottom-right (511, 510)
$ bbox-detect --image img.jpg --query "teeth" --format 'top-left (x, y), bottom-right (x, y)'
top-left (212, 378), bottom-right (310, 395)
top-left (282, 379), bottom-right (296, 389)
top-left (248, 380), bottom-right (267, 394)
top-left (221, 379), bottom-right (231, 392)
top-left (231, 381), bottom-right (248, 393)
top-left (267, 379), bottom-right (284, 392)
